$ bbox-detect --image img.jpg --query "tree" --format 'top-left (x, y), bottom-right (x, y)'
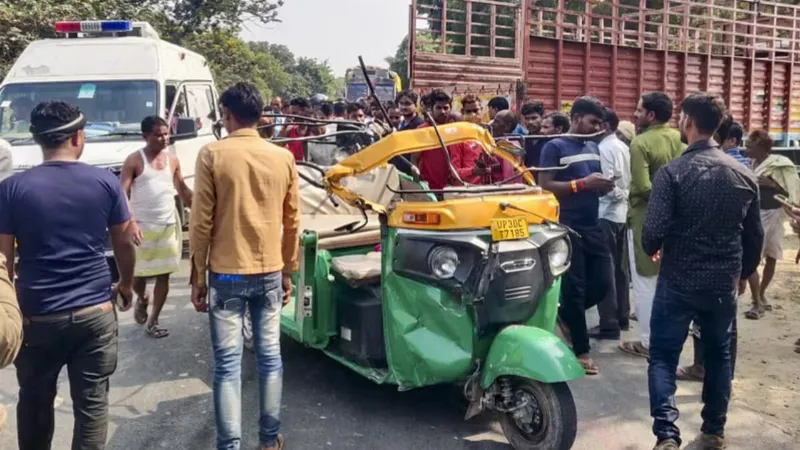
top-left (385, 36), bottom-right (409, 90)
top-left (248, 42), bottom-right (338, 100)
top-left (183, 31), bottom-right (290, 99)
top-left (169, 0), bottom-right (283, 40)
top-left (0, 0), bottom-right (337, 101)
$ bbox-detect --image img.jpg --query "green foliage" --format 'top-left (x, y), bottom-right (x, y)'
top-left (385, 36), bottom-right (409, 90)
top-left (0, 0), bottom-right (337, 101)
top-left (183, 31), bottom-right (290, 100)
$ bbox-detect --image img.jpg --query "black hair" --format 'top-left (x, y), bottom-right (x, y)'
top-left (289, 97), bottom-right (311, 109)
top-left (488, 96), bottom-right (510, 111)
top-left (729, 122), bottom-right (744, 146)
top-left (428, 89), bottom-right (452, 105)
top-left (320, 102), bottom-right (333, 117)
top-left (521, 101), bottom-right (545, 117)
top-left (603, 107), bottom-right (620, 132)
top-left (421, 94), bottom-right (432, 108)
top-left (395, 90), bottom-right (418, 105)
top-left (219, 82), bottom-right (264, 126)
top-left (333, 101), bottom-right (346, 116)
top-left (30, 101), bottom-right (84, 150)
top-left (346, 102), bottom-right (365, 114)
top-left (495, 111), bottom-right (519, 131)
top-left (141, 115), bottom-right (169, 134)
top-left (680, 92), bottom-right (727, 135)
top-left (715, 112), bottom-right (734, 143)
top-left (569, 96), bottom-right (604, 121)
top-left (640, 91), bottom-right (674, 123)
top-left (545, 112), bottom-right (570, 133)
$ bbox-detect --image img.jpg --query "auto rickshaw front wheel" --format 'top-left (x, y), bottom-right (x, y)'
top-left (498, 377), bottom-right (577, 450)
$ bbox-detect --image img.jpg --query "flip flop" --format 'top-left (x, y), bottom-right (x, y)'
top-left (676, 365), bottom-right (704, 382)
top-left (578, 357), bottom-right (599, 376)
top-left (619, 340), bottom-right (650, 358)
top-left (744, 305), bottom-right (764, 320)
top-left (134, 296), bottom-right (149, 325)
top-left (146, 322), bottom-right (169, 339)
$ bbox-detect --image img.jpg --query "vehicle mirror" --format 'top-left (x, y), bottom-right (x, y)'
top-left (171, 117), bottom-right (197, 143)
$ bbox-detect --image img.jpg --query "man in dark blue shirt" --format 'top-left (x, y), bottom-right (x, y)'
top-left (0, 101), bottom-right (135, 450)
top-left (642, 93), bottom-right (763, 450)
top-left (539, 96), bottom-right (615, 376)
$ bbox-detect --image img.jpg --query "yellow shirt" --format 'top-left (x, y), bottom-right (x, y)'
top-left (189, 128), bottom-right (300, 287)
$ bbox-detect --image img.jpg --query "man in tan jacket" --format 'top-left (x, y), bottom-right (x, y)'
top-left (189, 82), bottom-right (299, 450)
top-left (0, 253), bottom-right (22, 429)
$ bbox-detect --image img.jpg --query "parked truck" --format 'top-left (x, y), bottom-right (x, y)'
top-left (409, 0), bottom-right (800, 160)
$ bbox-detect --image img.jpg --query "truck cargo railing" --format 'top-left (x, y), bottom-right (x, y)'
top-left (527, 0), bottom-right (800, 60)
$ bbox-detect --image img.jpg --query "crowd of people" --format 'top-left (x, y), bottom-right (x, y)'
top-left (253, 87), bottom-right (800, 449)
top-left (0, 80), bottom-right (799, 450)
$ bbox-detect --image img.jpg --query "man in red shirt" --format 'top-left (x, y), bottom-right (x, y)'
top-left (417, 90), bottom-right (487, 189)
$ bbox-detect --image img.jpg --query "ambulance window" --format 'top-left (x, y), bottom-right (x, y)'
top-left (186, 84), bottom-right (215, 135)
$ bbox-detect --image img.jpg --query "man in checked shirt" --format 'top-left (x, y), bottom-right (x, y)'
top-left (641, 92), bottom-right (764, 450)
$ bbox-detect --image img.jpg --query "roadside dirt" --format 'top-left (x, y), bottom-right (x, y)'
top-left (730, 224), bottom-right (800, 442)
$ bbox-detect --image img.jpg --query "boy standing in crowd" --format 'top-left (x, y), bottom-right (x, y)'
top-left (643, 92), bottom-right (762, 450)
top-left (190, 83), bottom-right (299, 450)
top-left (592, 107), bottom-right (631, 340)
top-left (538, 96), bottom-right (615, 375)
top-left (620, 92), bottom-right (685, 359)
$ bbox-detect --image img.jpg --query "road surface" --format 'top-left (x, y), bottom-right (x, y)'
top-left (0, 261), bottom-right (795, 449)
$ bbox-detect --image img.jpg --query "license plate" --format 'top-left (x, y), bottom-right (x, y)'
top-left (490, 217), bottom-right (530, 242)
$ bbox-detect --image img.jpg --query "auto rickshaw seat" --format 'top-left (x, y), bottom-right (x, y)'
top-left (330, 252), bottom-right (382, 286)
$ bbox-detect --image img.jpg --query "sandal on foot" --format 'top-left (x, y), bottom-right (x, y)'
top-left (744, 305), bottom-right (764, 320)
top-left (619, 340), bottom-right (650, 358)
top-left (134, 296), bottom-right (149, 325)
top-left (630, 312), bottom-right (638, 322)
top-left (676, 364), bottom-right (704, 382)
top-left (262, 434), bottom-right (284, 450)
top-left (146, 322), bottom-right (169, 339)
top-left (577, 357), bottom-right (599, 376)
top-left (762, 302), bottom-right (773, 312)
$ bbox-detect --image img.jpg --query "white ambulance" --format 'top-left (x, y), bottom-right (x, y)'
top-left (1, 20), bottom-right (220, 279)
top-left (0, 19), bottom-right (219, 222)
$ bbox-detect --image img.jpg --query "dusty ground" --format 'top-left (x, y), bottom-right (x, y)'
top-left (730, 223), bottom-right (800, 443)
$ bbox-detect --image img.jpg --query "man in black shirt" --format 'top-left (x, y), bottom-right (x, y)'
top-left (642, 92), bottom-right (763, 450)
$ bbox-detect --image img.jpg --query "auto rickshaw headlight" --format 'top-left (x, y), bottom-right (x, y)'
top-left (548, 238), bottom-right (570, 276)
top-left (428, 246), bottom-right (459, 279)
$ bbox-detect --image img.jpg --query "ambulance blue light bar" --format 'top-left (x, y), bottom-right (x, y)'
top-left (54, 21), bottom-right (133, 34)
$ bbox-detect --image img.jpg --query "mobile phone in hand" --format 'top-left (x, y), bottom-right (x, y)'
top-left (774, 194), bottom-right (800, 210)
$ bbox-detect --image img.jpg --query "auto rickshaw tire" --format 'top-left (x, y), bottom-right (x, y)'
top-left (499, 379), bottom-right (577, 450)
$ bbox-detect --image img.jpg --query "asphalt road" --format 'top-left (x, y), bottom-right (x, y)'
top-left (0, 262), bottom-right (795, 450)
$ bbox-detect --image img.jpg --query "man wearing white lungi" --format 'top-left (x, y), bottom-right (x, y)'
top-left (121, 116), bottom-right (193, 338)
top-left (620, 92), bottom-right (685, 358)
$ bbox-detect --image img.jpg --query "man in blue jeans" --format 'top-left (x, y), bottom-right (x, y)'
top-left (189, 82), bottom-right (300, 450)
top-left (641, 92), bottom-right (763, 450)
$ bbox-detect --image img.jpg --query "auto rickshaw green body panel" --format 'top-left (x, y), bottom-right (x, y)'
top-left (280, 222), bottom-right (581, 390)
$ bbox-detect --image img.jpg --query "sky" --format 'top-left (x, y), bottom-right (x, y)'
top-left (240, 0), bottom-right (410, 77)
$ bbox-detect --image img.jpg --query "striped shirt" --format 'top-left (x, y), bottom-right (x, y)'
top-left (726, 147), bottom-right (751, 169)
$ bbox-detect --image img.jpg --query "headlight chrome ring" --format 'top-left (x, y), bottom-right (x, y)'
top-left (428, 246), bottom-right (459, 279)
